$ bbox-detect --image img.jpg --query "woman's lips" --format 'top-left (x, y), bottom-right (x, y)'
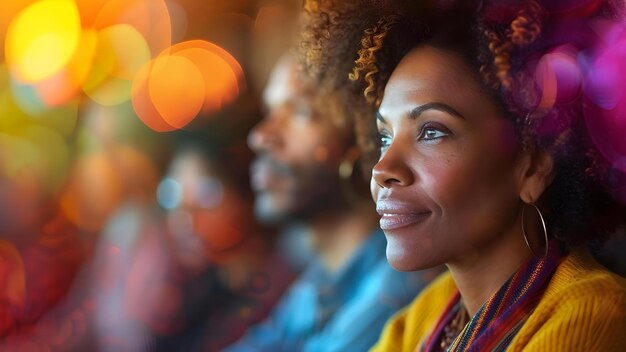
top-left (378, 212), bottom-right (431, 230)
top-left (376, 201), bottom-right (431, 230)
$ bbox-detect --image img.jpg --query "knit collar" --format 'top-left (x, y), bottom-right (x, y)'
top-left (422, 240), bottom-right (562, 352)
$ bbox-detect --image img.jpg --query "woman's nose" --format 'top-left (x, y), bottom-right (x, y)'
top-left (371, 143), bottom-right (414, 189)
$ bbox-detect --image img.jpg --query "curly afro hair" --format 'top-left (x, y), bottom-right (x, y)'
top-left (296, 0), bottom-right (404, 170)
top-left (298, 0), bottom-right (626, 250)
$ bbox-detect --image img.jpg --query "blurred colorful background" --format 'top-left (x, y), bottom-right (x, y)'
top-left (3, 0), bottom-right (626, 351)
top-left (0, 0), bottom-right (301, 350)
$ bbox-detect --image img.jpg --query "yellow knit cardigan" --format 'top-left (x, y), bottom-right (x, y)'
top-left (371, 249), bottom-right (626, 351)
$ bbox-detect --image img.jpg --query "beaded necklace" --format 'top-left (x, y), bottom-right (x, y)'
top-left (438, 304), bottom-right (468, 351)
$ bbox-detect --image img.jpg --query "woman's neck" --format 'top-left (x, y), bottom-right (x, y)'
top-left (447, 227), bottom-right (532, 317)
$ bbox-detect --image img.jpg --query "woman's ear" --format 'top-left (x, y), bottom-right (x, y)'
top-left (518, 149), bottom-right (555, 203)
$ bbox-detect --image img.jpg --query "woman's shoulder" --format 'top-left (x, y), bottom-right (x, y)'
top-left (545, 248), bottom-right (626, 301)
top-left (509, 249), bottom-right (626, 351)
top-left (371, 270), bottom-right (456, 352)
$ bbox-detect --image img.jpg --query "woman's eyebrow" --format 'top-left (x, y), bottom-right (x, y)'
top-left (409, 102), bottom-right (465, 120)
top-left (376, 111), bottom-right (387, 123)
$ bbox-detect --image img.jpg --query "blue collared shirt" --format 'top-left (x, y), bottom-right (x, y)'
top-left (225, 229), bottom-right (429, 352)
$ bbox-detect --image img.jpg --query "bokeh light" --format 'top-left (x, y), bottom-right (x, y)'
top-left (534, 46), bottom-right (582, 111)
top-left (3, 0), bottom-right (178, 111)
top-left (8, 81), bottom-right (50, 115)
top-left (582, 23), bottom-right (626, 201)
top-left (0, 1), bottom-right (33, 54)
top-left (83, 24), bottom-right (150, 106)
top-left (0, 85), bottom-right (80, 139)
top-left (33, 29), bottom-right (99, 107)
top-left (133, 54), bottom-right (205, 131)
top-left (5, 0), bottom-right (82, 83)
top-left (169, 40), bottom-right (244, 113)
top-left (149, 55), bottom-right (205, 129)
top-left (164, 0), bottom-right (188, 43)
top-left (130, 59), bottom-right (177, 132)
top-left (157, 178), bottom-right (183, 210)
top-left (132, 39), bottom-right (245, 132)
top-left (74, 0), bottom-right (110, 27)
top-left (93, 0), bottom-right (172, 57)
top-left (3, 0), bottom-right (245, 132)
top-left (0, 63), bottom-right (77, 192)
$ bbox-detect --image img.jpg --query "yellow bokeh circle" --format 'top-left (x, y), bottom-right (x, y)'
top-left (6, 0), bottom-right (82, 83)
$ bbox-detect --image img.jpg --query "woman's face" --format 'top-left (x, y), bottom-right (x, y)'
top-left (373, 45), bottom-right (527, 271)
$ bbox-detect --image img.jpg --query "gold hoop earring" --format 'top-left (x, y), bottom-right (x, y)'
top-left (521, 203), bottom-right (549, 258)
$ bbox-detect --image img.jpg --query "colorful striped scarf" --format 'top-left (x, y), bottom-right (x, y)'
top-left (421, 241), bottom-right (562, 352)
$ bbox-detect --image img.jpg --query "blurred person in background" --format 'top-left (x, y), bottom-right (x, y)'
top-left (87, 135), bottom-right (295, 352)
top-left (0, 125), bottom-right (162, 350)
top-left (224, 50), bottom-right (439, 351)
top-left (153, 137), bottom-right (296, 351)
top-left (0, 132), bottom-right (293, 352)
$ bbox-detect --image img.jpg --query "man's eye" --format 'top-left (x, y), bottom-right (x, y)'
top-left (292, 101), bottom-right (313, 119)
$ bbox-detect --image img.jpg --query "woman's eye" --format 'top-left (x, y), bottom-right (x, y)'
top-left (377, 133), bottom-right (392, 150)
top-left (418, 124), bottom-right (450, 141)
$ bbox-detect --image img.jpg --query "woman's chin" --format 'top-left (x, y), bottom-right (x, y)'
top-left (386, 241), bottom-right (435, 272)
